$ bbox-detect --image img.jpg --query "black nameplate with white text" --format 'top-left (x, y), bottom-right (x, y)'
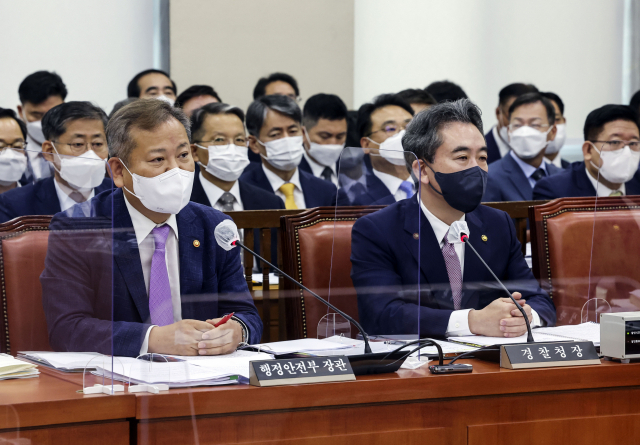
top-left (500, 341), bottom-right (600, 369)
top-left (249, 357), bottom-right (356, 387)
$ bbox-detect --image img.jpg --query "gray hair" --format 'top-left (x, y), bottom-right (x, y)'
top-left (402, 98), bottom-right (484, 164)
top-left (246, 95), bottom-right (301, 137)
top-left (106, 99), bottom-right (191, 164)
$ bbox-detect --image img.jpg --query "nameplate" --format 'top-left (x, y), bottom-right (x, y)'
top-left (249, 357), bottom-right (356, 387)
top-left (500, 341), bottom-right (600, 369)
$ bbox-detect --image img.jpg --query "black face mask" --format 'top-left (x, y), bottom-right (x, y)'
top-left (426, 165), bottom-right (488, 213)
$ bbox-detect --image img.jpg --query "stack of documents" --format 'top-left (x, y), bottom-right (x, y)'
top-left (18, 352), bottom-right (105, 372)
top-left (249, 338), bottom-right (354, 355)
top-left (0, 353), bottom-right (39, 380)
top-left (314, 336), bottom-right (477, 357)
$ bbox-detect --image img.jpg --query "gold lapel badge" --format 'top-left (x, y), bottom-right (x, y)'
top-left (193, 240), bottom-right (201, 247)
top-left (481, 235), bottom-right (488, 242)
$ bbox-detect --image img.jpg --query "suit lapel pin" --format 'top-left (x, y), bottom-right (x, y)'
top-left (193, 240), bottom-right (201, 247)
top-left (481, 235), bottom-right (488, 242)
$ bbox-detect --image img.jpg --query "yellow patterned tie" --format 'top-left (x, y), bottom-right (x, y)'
top-left (279, 183), bottom-right (298, 209)
top-left (609, 190), bottom-right (623, 197)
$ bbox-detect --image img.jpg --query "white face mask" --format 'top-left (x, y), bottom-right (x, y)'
top-left (368, 130), bottom-right (407, 166)
top-left (590, 143), bottom-right (640, 184)
top-left (0, 149), bottom-right (28, 184)
top-left (23, 117), bottom-right (45, 146)
top-left (259, 136), bottom-right (304, 171)
top-left (545, 123), bottom-right (566, 155)
top-left (51, 143), bottom-right (106, 191)
top-left (498, 125), bottom-right (510, 144)
top-left (122, 162), bottom-right (194, 214)
top-left (304, 129), bottom-right (345, 167)
top-left (156, 95), bottom-right (175, 106)
top-left (508, 126), bottom-right (551, 160)
top-left (196, 143), bottom-right (250, 182)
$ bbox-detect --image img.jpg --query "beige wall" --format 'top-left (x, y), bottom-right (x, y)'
top-left (170, 0), bottom-right (355, 112)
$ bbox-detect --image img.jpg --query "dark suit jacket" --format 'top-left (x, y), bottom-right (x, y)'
top-left (0, 177), bottom-right (113, 224)
top-left (350, 196), bottom-right (556, 337)
top-left (560, 158), bottom-right (571, 169)
top-left (190, 171), bottom-right (285, 210)
top-left (484, 152), bottom-right (562, 202)
top-left (352, 171), bottom-right (393, 206)
top-left (532, 161), bottom-right (640, 200)
top-left (240, 164), bottom-right (337, 208)
top-left (40, 188), bottom-right (263, 357)
top-left (298, 156), bottom-right (341, 181)
top-left (485, 128), bottom-right (503, 165)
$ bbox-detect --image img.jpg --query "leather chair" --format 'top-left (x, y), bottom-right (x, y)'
top-left (0, 216), bottom-right (53, 354)
top-left (530, 196), bottom-right (640, 326)
top-left (280, 206), bottom-right (384, 339)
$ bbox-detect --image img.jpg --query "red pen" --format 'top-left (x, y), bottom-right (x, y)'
top-left (214, 312), bottom-right (235, 328)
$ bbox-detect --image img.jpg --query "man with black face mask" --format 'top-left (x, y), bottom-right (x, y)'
top-left (350, 99), bottom-right (556, 339)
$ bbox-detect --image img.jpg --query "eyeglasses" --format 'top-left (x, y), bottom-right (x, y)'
top-left (508, 123), bottom-right (551, 132)
top-left (53, 141), bottom-right (108, 156)
top-left (195, 138), bottom-right (247, 147)
top-left (591, 140), bottom-right (640, 151)
top-left (368, 124), bottom-right (407, 137)
top-left (0, 141), bottom-right (27, 150)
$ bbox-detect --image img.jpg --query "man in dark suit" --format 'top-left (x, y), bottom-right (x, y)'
top-left (485, 83), bottom-right (538, 164)
top-left (0, 108), bottom-right (29, 193)
top-left (0, 102), bottom-right (113, 223)
top-left (484, 93), bottom-right (562, 202)
top-left (351, 99), bottom-right (556, 339)
top-left (40, 99), bottom-right (262, 357)
top-left (242, 95), bottom-right (336, 209)
top-left (541, 92), bottom-right (571, 169)
top-left (534, 104), bottom-right (640, 199)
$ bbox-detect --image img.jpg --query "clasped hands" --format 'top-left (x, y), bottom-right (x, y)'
top-left (148, 317), bottom-right (243, 356)
top-left (468, 292), bottom-right (533, 338)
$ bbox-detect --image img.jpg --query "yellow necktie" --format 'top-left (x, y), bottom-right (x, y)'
top-left (279, 183), bottom-right (298, 209)
top-left (609, 190), bottom-right (623, 197)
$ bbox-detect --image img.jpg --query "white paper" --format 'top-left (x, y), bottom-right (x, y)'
top-left (534, 322), bottom-right (600, 346)
top-left (449, 331), bottom-right (585, 347)
top-left (250, 338), bottom-right (352, 354)
top-left (18, 351), bottom-right (105, 370)
top-left (169, 350), bottom-right (274, 378)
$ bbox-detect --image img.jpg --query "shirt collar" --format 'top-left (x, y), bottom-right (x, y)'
top-left (372, 168), bottom-right (407, 195)
top-left (199, 175), bottom-right (242, 207)
top-left (584, 166), bottom-right (626, 197)
top-left (303, 151), bottom-right (335, 177)
top-left (262, 164), bottom-right (302, 193)
top-left (419, 197), bottom-right (466, 248)
top-left (53, 178), bottom-right (95, 212)
top-left (509, 150), bottom-right (547, 179)
top-left (123, 192), bottom-right (179, 246)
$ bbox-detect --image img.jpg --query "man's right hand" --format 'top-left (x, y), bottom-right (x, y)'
top-left (468, 294), bottom-right (527, 337)
top-left (147, 319), bottom-right (214, 356)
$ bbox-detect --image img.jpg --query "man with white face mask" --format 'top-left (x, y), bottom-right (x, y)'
top-left (484, 93), bottom-right (562, 202)
top-left (0, 102), bottom-right (112, 223)
top-left (243, 95), bottom-right (337, 209)
top-left (127, 69), bottom-right (177, 105)
top-left (541, 92), bottom-right (570, 169)
top-left (189, 102), bottom-right (284, 211)
top-left (534, 104), bottom-right (640, 199)
top-left (40, 99), bottom-right (262, 357)
top-left (0, 108), bottom-right (29, 194)
top-left (17, 71), bottom-right (68, 182)
top-left (300, 93), bottom-right (348, 186)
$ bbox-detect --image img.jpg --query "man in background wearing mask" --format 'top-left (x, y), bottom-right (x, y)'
top-left (483, 93), bottom-right (561, 202)
top-left (351, 99), bottom-right (555, 338)
top-left (127, 69), bottom-right (177, 105)
top-left (242, 95), bottom-right (337, 209)
top-left (533, 105), bottom-right (640, 199)
top-left (0, 108), bottom-right (29, 194)
top-left (40, 99), bottom-right (262, 356)
top-left (0, 102), bottom-right (112, 223)
top-left (485, 83), bottom-right (538, 164)
top-left (352, 94), bottom-right (415, 205)
top-left (175, 85), bottom-right (222, 118)
top-left (541, 92), bottom-right (570, 169)
top-left (17, 71), bottom-right (68, 182)
top-left (300, 93), bottom-right (348, 186)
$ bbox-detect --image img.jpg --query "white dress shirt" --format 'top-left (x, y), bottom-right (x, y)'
top-left (419, 199), bottom-right (541, 336)
top-left (200, 176), bottom-right (244, 211)
top-left (372, 168), bottom-right (414, 201)
top-left (124, 195), bottom-right (182, 354)
top-left (303, 152), bottom-right (338, 186)
top-left (25, 134), bottom-right (53, 182)
top-left (510, 151), bottom-right (548, 189)
top-left (53, 178), bottom-right (95, 213)
top-left (262, 164), bottom-right (306, 209)
top-left (585, 167), bottom-right (626, 197)
top-left (491, 125), bottom-right (512, 158)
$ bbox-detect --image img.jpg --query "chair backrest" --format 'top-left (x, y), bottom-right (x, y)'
top-left (280, 206), bottom-right (384, 339)
top-left (530, 196), bottom-right (640, 325)
top-left (0, 216), bottom-right (53, 354)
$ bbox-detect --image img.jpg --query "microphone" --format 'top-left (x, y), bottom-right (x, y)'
top-left (214, 219), bottom-right (374, 354)
top-left (451, 221), bottom-right (534, 343)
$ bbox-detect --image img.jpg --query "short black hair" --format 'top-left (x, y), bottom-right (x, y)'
top-left (109, 98), bottom-right (138, 119)
top-left (540, 92), bottom-right (564, 116)
top-left (629, 90), bottom-right (640, 114)
top-left (0, 108), bottom-right (27, 139)
top-left (191, 103), bottom-right (245, 141)
top-left (424, 80), bottom-right (468, 103)
top-left (397, 88), bottom-right (437, 107)
top-left (246, 95), bottom-right (302, 137)
top-left (345, 110), bottom-right (359, 148)
top-left (42, 101), bottom-right (108, 141)
top-left (127, 69), bottom-right (176, 98)
top-left (253, 72), bottom-right (299, 100)
top-left (18, 71), bottom-right (68, 105)
top-left (498, 83), bottom-right (538, 107)
top-left (508, 93), bottom-right (556, 125)
top-left (356, 94), bottom-right (414, 139)
top-left (583, 104), bottom-right (640, 141)
top-left (302, 93), bottom-right (348, 129)
top-left (175, 85), bottom-right (222, 109)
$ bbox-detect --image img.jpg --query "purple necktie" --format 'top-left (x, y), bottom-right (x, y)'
top-left (442, 228), bottom-right (463, 310)
top-left (149, 225), bottom-right (174, 326)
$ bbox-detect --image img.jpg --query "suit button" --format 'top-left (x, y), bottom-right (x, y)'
top-left (455, 323), bottom-right (460, 328)
top-left (413, 233), bottom-right (419, 240)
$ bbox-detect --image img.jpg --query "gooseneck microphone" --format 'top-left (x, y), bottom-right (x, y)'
top-left (450, 221), bottom-right (534, 343)
top-left (214, 219), bottom-right (373, 354)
